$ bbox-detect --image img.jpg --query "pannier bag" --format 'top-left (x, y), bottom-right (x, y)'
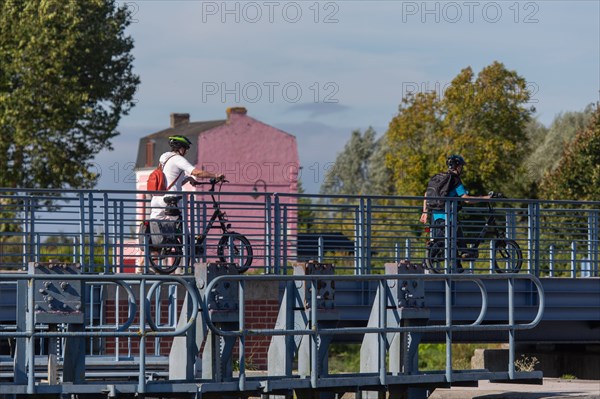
top-left (138, 220), bottom-right (179, 249)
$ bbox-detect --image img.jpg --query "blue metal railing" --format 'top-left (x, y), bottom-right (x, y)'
top-left (203, 273), bottom-right (545, 387)
top-left (0, 273), bottom-right (198, 394)
top-left (0, 188), bottom-right (598, 276)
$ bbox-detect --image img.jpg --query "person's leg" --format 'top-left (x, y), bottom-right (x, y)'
top-left (456, 224), bottom-right (465, 272)
top-left (432, 218), bottom-right (445, 240)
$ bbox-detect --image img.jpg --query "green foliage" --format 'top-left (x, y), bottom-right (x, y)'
top-left (523, 105), bottom-right (594, 198)
top-left (320, 127), bottom-right (392, 196)
top-left (0, 0), bottom-right (139, 190)
top-left (418, 343), bottom-right (501, 371)
top-left (297, 180), bottom-right (316, 233)
top-left (386, 62), bottom-right (534, 197)
top-left (328, 342), bottom-right (500, 374)
top-left (539, 105), bottom-right (600, 201)
top-left (329, 343), bottom-right (361, 373)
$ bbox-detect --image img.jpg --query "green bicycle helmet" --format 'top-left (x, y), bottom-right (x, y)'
top-left (169, 135), bottom-right (192, 150)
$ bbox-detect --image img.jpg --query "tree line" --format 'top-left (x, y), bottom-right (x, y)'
top-left (319, 62), bottom-right (599, 202)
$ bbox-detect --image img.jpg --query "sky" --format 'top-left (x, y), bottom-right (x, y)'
top-left (94, 0), bottom-right (600, 194)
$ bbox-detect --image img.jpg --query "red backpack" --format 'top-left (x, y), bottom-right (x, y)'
top-left (146, 154), bottom-right (182, 192)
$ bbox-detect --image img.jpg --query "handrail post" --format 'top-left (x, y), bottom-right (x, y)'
top-left (273, 195), bottom-right (281, 275)
top-left (201, 203), bottom-right (207, 263)
top-left (588, 210), bottom-right (599, 277)
top-left (88, 193), bottom-right (95, 273)
top-left (549, 245), bottom-right (555, 277)
top-left (354, 205), bottom-right (362, 275)
top-left (490, 240), bottom-right (496, 273)
top-left (571, 241), bottom-right (578, 278)
top-left (508, 276), bottom-right (515, 379)
top-left (27, 274), bottom-right (35, 394)
top-left (103, 194), bottom-right (110, 273)
top-left (527, 202), bottom-right (541, 276)
top-left (318, 236), bottom-right (324, 263)
top-left (365, 198), bottom-right (372, 274)
top-left (450, 199), bottom-right (460, 273)
top-left (378, 278), bottom-right (387, 385)
top-left (119, 201), bottom-right (125, 271)
top-left (138, 278), bottom-right (146, 394)
top-left (283, 204), bottom-right (289, 270)
top-left (79, 193), bottom-right (86, 269)
top-left (359, 199), bottom-right (366, 274)
top-left (186, 193), bottom-right (194, 274)
top-left (445, 275), bottom-right (452, 382)
top-left (265, 195), bottom-right (272, 274)
top-left (238, 280), bottom-right (246, 391)
top-left (310, 279), bottom-right (318, 388)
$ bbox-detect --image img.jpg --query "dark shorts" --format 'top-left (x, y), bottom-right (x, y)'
top-left (431, 218), bottom-right (466, 269)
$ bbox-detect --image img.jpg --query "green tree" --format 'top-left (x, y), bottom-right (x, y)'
top-left (0, 0), bottom-right (139, 190)
top-left (320, 127), bottom-right (388, 196)
top-left (540, 105), bottom-right (600, 200)
top-left (386, 62), bottom-right (534, 197)
top-left (367, 136), bottom-right (394, 196)
top-left (525, 105), bottom-right (595, 193)
top-left (297, 180), bottom-right (316, 233)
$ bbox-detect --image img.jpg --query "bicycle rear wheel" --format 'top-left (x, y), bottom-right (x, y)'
top-left (149, 237), bottom-right (183, 274)
top-left (217, 232), bottom-right (253, 273)
top-left (425, 240), bottom-right (446, 274)
top-left (493, 239), bottom-right (523, 273)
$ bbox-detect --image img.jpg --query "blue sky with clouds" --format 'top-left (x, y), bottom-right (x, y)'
top-left (95, 0), bottom-right (599, 193)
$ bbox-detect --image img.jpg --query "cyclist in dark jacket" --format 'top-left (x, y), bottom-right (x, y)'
top-left (420, 155), bottom-right (491, 271)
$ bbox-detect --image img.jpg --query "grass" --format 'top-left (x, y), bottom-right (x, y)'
top-left (327, 343), bottom-right (504, 374)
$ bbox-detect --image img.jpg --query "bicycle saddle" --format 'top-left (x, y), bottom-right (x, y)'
top-left (163, 195), bottom-right (182, 205)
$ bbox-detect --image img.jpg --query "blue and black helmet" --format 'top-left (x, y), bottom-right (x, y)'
top-left (446, 154), bottom-right (466, 170)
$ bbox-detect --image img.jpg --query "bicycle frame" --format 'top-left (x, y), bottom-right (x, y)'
top-left (465, 203), bottom-right (505, 249)
top-left (194, 184), bottom-right (231, 243)
top-left (146, 179), bottom-right (254, 273)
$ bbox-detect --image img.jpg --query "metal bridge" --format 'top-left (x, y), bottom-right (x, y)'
top-left (0, 188), bottom-right (598, 398)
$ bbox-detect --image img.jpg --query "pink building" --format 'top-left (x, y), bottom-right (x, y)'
top-left (134, 107), bottom-right (299, 266)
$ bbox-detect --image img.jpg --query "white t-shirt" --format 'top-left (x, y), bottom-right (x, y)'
top-left (149, 152), bottom-right (196, 220)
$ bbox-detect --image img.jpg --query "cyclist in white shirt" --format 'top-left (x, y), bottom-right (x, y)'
top-left (150, 135), bottom-right (222, 219)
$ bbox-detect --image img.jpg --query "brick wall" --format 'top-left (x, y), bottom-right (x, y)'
top-left (234, 297), bottom-right (280, 369)
top-left (104, 298), bottom-right (179, 356)
top-left (101, 280), bottom-right (280, 370)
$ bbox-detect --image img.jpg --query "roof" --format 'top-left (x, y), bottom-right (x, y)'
top-left (135, 120), bottom-right (226, 170)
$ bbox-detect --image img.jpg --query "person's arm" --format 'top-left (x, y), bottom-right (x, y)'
top-left (419, 193), bottom-right (428, 224)
top-left (190, 168), bottom-right (223, 180)
top-left (460, 193), bottom-right (492, 204)
top-left (454, 183), bottom-right (491, 204)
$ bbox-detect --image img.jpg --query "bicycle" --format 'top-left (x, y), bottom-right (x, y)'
top-left (143, 178), bottom-right (253, 274)
top-left (424, 192), bottom-right (523, 273)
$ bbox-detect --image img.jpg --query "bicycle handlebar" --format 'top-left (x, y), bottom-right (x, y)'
top-left (189, 177), bottom-right (228, 186)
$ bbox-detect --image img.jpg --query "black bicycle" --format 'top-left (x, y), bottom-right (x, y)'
top-left (144, 178), bottom-right (253, 274)
top-left (424, 192), bottom-right (523, 273)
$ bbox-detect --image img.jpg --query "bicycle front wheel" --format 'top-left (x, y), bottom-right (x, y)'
top-left (493, 239), bottom-right (523, 273)
top-left (217, 232), bottom-right (253, 273)
top-left (149, 238), bottom-right (183, 274)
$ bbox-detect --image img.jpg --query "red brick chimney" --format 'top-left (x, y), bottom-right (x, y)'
top-left (226, 107), bottom-right (247, 122)
top-left (170, 113), bottom-right (190, 128)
